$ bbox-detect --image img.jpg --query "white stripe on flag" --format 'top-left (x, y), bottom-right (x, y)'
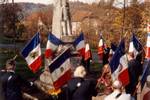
top-left (76, 40), bottom-right (85, 50)
top-left (119, 55), bottom-right (128, 71)
top-left (129, 42), bottom-right (134, 52)
top-left (51, 59), bottom-right (71, 82)
top-left (111, 54), bottom-right (128, 81)
top-left (98, 39), bottom-right (103, 47)
top-left (146, 34), bottom-right (150, 47)
top-left (25, 44), bottom-right (41, 65)
top-left (46, 41), bottom-right (58, 51)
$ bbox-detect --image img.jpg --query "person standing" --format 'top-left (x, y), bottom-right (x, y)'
top-left (0, 68), bottom-right (6, 100)
top-left (104, 80), bottom-right (131, 100)
top-left (66, 66), bottom-right (98, 100)
top-left (2, 59), bottom-right (33, 100)
top-left (125, 53), bottom-right (143, 99)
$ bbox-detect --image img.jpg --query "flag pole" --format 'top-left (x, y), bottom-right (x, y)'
top-left (13, 55), bottom-right (18, 60)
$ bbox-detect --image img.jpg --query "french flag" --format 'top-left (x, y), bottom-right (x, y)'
top-left (128, 33), bottom-right (142, 58)
top-left (73, 33), bottom-right (85, 57)
top-left (45, 33), bottom-right (64, 59)
top-left (98, 34), bottom-right (104, 62)
top-left (21, 32), bottom-right (42, 73)
top-left (49, 47), bottom-right (72, 89)
top-left (84, 43), bottom-right (92, 61)
top-left (109, 39), bottom-right (129, 86)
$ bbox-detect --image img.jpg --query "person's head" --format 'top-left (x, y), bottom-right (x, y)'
top-left (112, 80), bottom-right (122, 90)
top-left (146, 75), bottom-right (150, 88)
top-left (5, 59), bottom-right (16, 71)
top-left (74, 66), bottom-right (86, 78)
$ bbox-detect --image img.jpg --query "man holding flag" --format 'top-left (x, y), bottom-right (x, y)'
top-left (125, 33), bottom-right (143, 98)
top-left (84, 43), bottom-right (92, 73)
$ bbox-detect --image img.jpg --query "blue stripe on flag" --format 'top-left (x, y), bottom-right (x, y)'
top-left (73, 32), bottom-right (84, 46)
top-left (48, 33), bottom-right (64, 45)
top-left (132, 33), bottom-right (142, 52)
top-left (21, 32), bottom-right (40, 58)
top-left (49, 48), bottom-right (71, 73)
top-left (141, 59), bottom-right (150, 89)
top-left (109, 39), bottom-right (125, 73)
top-left (111, 43), bottom-right (117, 51)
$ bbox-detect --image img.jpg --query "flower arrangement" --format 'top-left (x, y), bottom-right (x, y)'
top-left (48, 88), bottom-right (61, 100)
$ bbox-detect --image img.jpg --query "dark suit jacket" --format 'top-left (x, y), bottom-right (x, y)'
top-left (66, 77), bottom-right (97, 100)
top-left (125, 59), bottom-right (142, 95)
top-left (2, 72), bottom-right (32, 100)
top-left (0, 70), bottom-right (6, 100)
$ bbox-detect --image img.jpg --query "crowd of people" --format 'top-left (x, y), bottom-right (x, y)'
top-left (0, 46), bottom-right (150, 100)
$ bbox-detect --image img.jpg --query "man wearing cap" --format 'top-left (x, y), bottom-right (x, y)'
top-left (141, 75), bottom-right (150, 100)
top-left (104, 80), bottom-right (131, 100)
top-left (1, 59), bottom-right (33, 100)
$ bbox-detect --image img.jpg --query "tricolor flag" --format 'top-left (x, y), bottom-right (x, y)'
top-left (73, 33), bottom-right (85, 57)
top-left (84, 43), bottom-right (92, 61)
top-left (49, 47), bottom-right (72, 89)
top-left (128, 33), bottom-right (142, 58)
top-left (21, 32), bottom-right (42, 73)
top-left (98, 33), bottom-right (104, 62)
top-left (109, 39), bottom-right (129, 86)
top-left (45, 33), bottom-right (64, 59)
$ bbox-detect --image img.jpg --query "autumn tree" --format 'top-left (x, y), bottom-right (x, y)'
top-left (24, 7), bottom-right (53, 43)
top-left (1, 3), bottom-right (23, 38)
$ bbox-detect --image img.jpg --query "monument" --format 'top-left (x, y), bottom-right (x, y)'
top-left (35, 0), bottom-right (73, 94)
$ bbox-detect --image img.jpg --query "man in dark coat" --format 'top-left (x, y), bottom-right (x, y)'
top-left (125, 53), bottom-right (143, 99)
top-left (66, 66), bottom-right (97, 100)
top-left (0, 69), bottom-right (6, 100)
top-left (2, 59), bottom-right (33, 100)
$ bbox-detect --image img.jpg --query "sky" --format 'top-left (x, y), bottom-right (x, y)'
top-left (8, 0), bottom-right (144, 6)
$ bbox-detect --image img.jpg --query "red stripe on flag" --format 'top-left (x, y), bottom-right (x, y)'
top-left (45, 49), bottom-right (53, 58)
top-left (53, 69), bottom-right (72, 89)
top-left (118, 68), bottom-right (129, 86)
top-left (98, 47), bottom-right (104, 55)
top-left (85, 50), bottom-right (91, 61)
top-left (29, 56), bottom-right (42, 73)
top-left (78, 48), bottom-right (85, 57)
top-left (145, 47), bottom-right (150, 59)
